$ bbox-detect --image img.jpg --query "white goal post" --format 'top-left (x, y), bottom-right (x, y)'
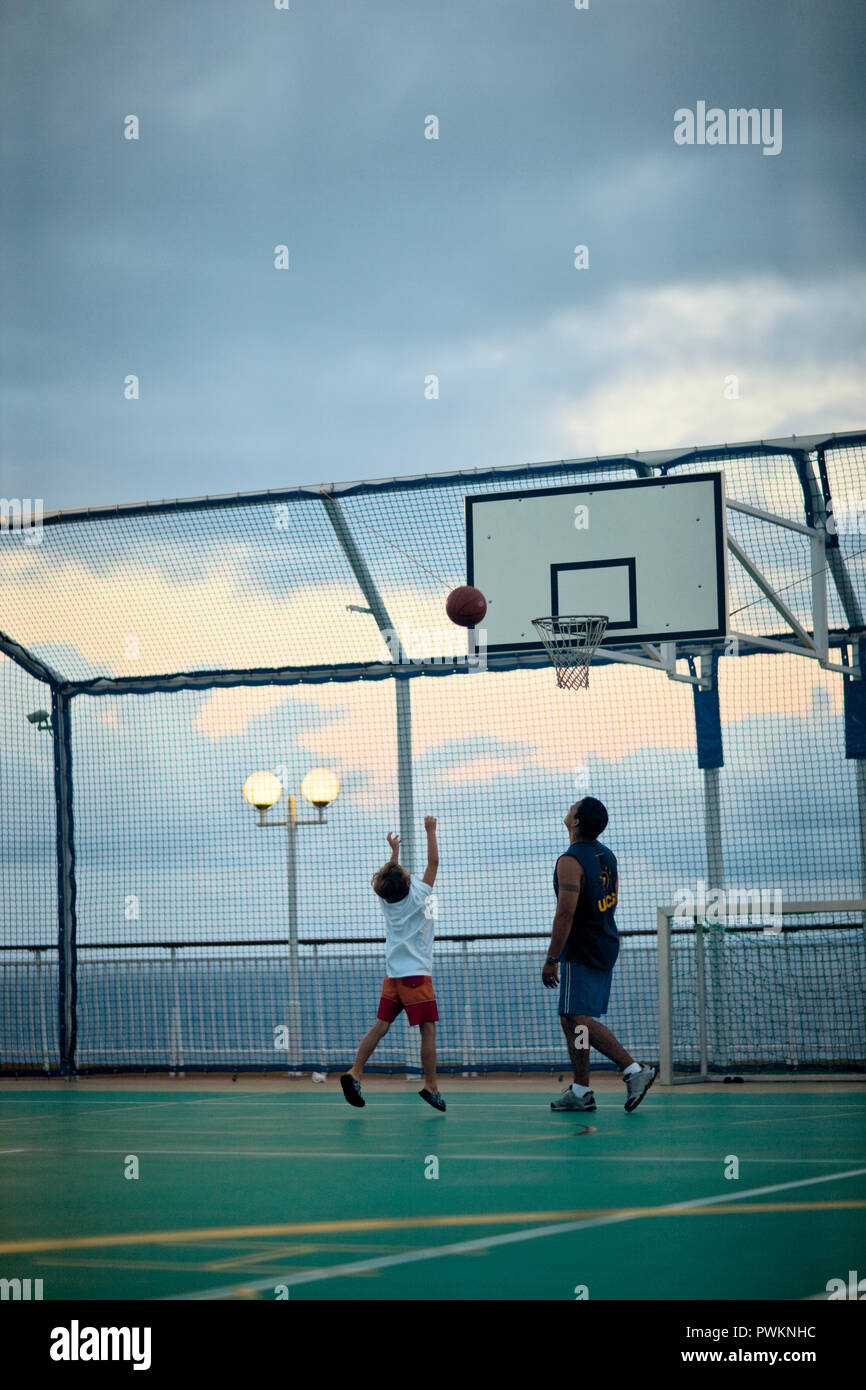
top-left (657, 899), bottom-right (866, 1084)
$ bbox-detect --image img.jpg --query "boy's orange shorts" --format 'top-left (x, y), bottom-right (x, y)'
top-left (377, 975), bottom-right (439, 1026)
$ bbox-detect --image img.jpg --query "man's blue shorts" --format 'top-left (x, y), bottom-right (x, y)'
top-left (558, 959), bottom-right (612, 1017)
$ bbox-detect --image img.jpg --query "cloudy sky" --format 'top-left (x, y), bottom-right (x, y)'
top-left (2, 0), bottom-right (864, 512)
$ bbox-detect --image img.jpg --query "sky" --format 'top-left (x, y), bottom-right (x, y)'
top-left (1, 0), bottom-right (865, 512)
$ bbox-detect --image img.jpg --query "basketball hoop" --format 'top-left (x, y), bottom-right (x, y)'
top-left (531, 615), bottom-right (609, 690)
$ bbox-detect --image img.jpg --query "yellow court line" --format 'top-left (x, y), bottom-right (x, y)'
top-left (40, 1257), bottom-right (384, 1278)
top-left (675, 1200), bottom-right (866, 1215)
top-left (1, 1199), bottom-right (864, 1257)
top-left (202, 1242), bottom-right (367, 1272)
top-left (39, 1257), bottom-right (286, 1274)
top-left (37, 1241), bottom-right (411, 1274)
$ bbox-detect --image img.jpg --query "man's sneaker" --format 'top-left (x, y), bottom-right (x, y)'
top-left (340, 1074), bottom-right (365, 1107)
top-left (624, 1065), bottom-right (656, 1112)
top-left (551, 1086), bottom-right (597, 1112)
top-left (419, 1089), bottom-right (446, 1111)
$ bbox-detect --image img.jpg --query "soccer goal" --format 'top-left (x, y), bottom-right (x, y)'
top-left (657, 898), bottom-right (866, 1083)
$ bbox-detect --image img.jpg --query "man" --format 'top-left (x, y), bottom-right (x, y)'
top-left (340, 816), bottom-right (445, 1111)
top-left (542, 796), bottom-right (655, 1112)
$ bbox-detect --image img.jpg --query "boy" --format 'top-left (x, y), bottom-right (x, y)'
top-left (340, 816), bottom-right (445, 1111)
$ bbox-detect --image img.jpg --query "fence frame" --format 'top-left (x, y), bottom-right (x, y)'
top-left (2, 430), bottom-right (865, 1075)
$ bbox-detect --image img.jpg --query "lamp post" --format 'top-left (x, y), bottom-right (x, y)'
top-left (242, 769), bottom-right (339, 1071)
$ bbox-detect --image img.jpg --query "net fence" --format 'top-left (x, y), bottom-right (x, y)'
top-left (666, 920), bottom-right (866, 1076)
top-left (1, 433), bottom-right (864, 1073)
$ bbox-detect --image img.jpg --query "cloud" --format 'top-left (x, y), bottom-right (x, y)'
top-left (187, 650), bottom-right (843, 812)
top-left (194, 685), bottom-right (290, 739)
top-left (431, 271), bottom-right (866, 459)
top-left (436, 755), bottom-right (530, 786)
top-left (556, 364), bottom-right (866, 457)
top-left (0, 551), bottom-right (383, 679)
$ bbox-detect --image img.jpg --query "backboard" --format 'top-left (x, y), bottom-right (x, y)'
top-left (466, 472), bottom-right (728, 654)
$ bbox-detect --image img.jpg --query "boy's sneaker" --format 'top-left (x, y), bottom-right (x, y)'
top-left (340, 1074), bottom-right (365, 1107)
top-left (419, 1089), bottom-right (446, 1111)
top-left (624, 1065), bottom-right (656, 1112)
top-left (551, 1086), bottom-right (597, 1112)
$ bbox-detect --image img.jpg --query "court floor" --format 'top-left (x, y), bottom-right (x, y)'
top-left (0, 1081), bottom-right (864, 1300)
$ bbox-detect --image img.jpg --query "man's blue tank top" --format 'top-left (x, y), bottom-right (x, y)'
top-left (553, 839), bottom-right (619, 971)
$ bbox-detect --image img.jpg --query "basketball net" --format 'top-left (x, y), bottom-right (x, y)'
top-left (531, 615), bottom-right (609, 691)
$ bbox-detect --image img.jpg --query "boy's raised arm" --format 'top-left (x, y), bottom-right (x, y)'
top-left (422, 815), bottom-right (438, 886)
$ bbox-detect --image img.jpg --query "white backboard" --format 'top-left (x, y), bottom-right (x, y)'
top-left (466, 472), bottom-right (728, 652)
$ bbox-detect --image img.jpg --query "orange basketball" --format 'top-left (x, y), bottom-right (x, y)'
top-left (445, 585), bottom-right (487, 627)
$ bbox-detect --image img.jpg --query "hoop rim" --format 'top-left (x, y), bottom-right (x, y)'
top-left (530, 613), bottom-right (610, 628)
top-left (530, 614), bottom-right (609, 690)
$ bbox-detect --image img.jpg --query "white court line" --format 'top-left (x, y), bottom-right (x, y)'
top-left (0, 1096), bottom-right (861, 1132)
top-left (0, 1096), bottom-right (276, 1104)
top-left (0, 1095), bottom-right (862, 1116)
top-left (0, 1099), bottom-right (551, 1124)
top-left (1, 1095), bottom-right (861, 1128)
top-left (10, 1111), bottom-right (865, 1137)
top-left (0, 1100), bottom-right (211, 1124)
top-left (167, 1164), bottom-right (866, 1300)
top-left (0, 1096), bottom-right (296, 1125)
top-left (661, 1108), bottom-right (866, 1131)
top-left (2, 1093), bottom-right (863, 1106)
top-left (49, 1147), bottom-right (866, 1165)
top-left (2, 1098), bottom-right (861, 1130)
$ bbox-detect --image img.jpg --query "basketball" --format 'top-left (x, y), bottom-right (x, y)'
top-left (445, 585), bottom-right (487, 627)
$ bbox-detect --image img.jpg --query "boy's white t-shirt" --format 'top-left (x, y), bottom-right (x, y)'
top-left (380, 876), bottom-right (436, 978)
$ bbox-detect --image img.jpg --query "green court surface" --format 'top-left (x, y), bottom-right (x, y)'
top-left (1, 1087), bottom-right (864, 1301)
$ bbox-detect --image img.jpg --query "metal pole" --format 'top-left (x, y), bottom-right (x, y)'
top-left (461, 941), bottom-right (473, 1075)
top-left (395, 680), bottom-right (414, 873)
top-left (320, 493), bottom-right (416, 871)
top-left (35, 948), bottom-right (50, 1073)
top-left (657, 907), bottom-right (673, 1086)
top-left (285, 794), bottom-right (302, 1071)
top-left (169, 946), bottom-right (184, 1076)
top-left (857, 761), bottom-right (866, 935)
top-left (703, 768), bottom-right (725, 891)
top-left (702, 769), bottom-right (727, 1072)
top-left (700, 650), bottom-right (727, 1075)
top-left (810, 531), bottom-right (829, 663)
top-left (51, 687), bottom-right (77, 1076)
top-left (695, 914), bottom-right (709, 1081)
top-left (312, 942), bottom-right (328, 1069)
